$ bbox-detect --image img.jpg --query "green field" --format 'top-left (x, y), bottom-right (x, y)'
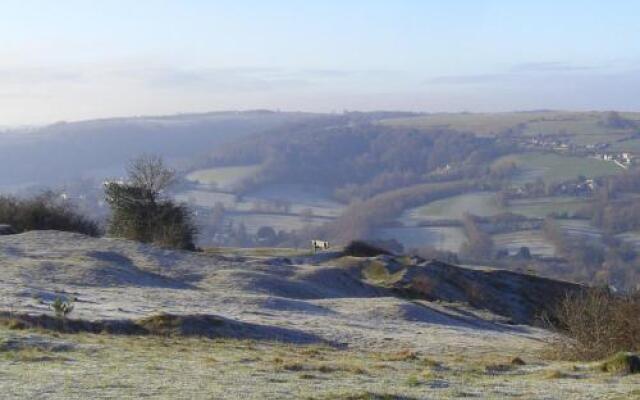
top-left (507, 197), bottom-right (592, 218)
top-left (609, 138), bottom-right (640, 152)
top-left (521, 114), bottom-right (638, 137)
top-left (494, 152), bottom-right (621, 185)
top-left (381, 111), bottom-right (571, 137)
top-left (404, 192), bottom-right (501, 221)
top-left (186, 165), bottom-right (261, 189)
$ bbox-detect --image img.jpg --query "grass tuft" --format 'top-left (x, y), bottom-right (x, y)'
top-left (599, 352), bottom-right (640, 374)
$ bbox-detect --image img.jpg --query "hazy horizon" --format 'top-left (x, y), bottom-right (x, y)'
top-left (2, 0), bottom-right (640, 125)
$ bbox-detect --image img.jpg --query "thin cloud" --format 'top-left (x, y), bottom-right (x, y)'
top-left (510, 61), bottom-right (600, 73)
top-left (0, 68), bottom-right (84, 84)
top-left (428, 61), bottom-right (609, 86)
top-left (428, 73), bottom-right (513, 85)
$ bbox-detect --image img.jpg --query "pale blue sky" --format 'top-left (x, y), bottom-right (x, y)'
top-left (1, 1), bottom-right (640, 124)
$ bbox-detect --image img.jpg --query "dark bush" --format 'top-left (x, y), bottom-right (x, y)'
top-left (0, 192), bottom-right (99, 236)
top-left (343, 240), bottom-right (392, 257)
top-left (105, 155), bottom-right (197, 250)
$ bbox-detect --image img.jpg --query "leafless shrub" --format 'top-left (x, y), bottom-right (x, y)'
top-left (550, 288), bottom-right (640, 360)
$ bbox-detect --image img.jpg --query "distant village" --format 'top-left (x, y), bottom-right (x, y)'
top-left (522, 134), bottom-right (635, 169)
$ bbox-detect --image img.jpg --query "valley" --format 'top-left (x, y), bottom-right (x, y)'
top-left (4, 109), bottom-right (640, 289)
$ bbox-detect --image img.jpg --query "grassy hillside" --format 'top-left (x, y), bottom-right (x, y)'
top-left (0, 233), bottom-right (636, 399)
top-left (382, 110), bottom-right (640, 140)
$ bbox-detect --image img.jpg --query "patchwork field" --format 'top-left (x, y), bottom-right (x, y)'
top-left (388, 190), bottom-right (603, 256)
top-left (175, 182), bottom-right (344, 243)
top-left (493, 230), bottom-right (556, 257)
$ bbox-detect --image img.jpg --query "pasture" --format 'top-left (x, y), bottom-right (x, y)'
top-left (494, 152), bottom-right (621, 184)
top-left (381, 111), bottom-right (571, 137)
top-left (507, 197), bottom-right (591, 218)
top-left (381, 111), bottom-right (640, 143)
top-left (492, 230), bottom-right (556, 257)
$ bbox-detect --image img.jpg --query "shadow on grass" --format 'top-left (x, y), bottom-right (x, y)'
top-left (0, 311), bottom-right (333, 345)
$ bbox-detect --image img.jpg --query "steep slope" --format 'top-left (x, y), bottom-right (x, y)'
top-left (354, 256), bottom-right (582, 324)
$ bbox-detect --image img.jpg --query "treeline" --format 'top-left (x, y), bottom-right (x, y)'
top-left (460, 213), bottom-right (494, 260)
top-left (199, 121), bottom-right (509, 201)
top-left (581, 170), bottom-right (640, 233)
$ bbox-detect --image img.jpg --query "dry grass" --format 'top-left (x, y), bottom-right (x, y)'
top-left (543, 369), bottom-right (576, 379)
top-left (377, 349), bottom-right (419, 362)
top-left (599, 352), bottom-right (640, 374)
top-left (0, 326), bottom-right (638, 399)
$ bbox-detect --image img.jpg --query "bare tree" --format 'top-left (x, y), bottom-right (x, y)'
top-left (126, 154), bottom-right (175, 196)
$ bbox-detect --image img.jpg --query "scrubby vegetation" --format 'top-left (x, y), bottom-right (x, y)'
top-left (599, 352), bottom-right (640, 374)
top-left (551, 288), bottom-right (640, 361)
top-left (0, 192), bottom-right (100, 236)
top-left (50, 297), bottom-right (74, 320)
top-left (105, 155), bottom-right (197, 250)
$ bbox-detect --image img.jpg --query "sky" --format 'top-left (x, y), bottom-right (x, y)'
top-left (1, 0), bottom-right (640, 125)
